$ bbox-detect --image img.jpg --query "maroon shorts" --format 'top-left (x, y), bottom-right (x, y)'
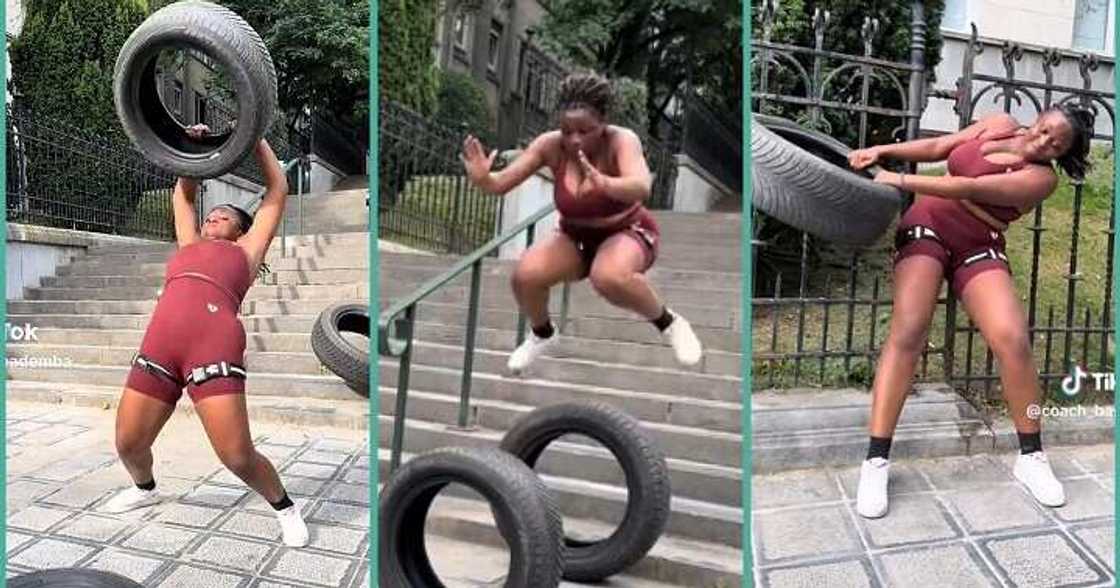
top-left (125, 279), bottom-right (247, 404)
top-left (893, 196), bottom-right (1011, 297)
top-left (559, 207), bottom-right (660, 277)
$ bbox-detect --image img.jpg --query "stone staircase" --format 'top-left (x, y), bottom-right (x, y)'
top-left (7, 188), bottom-right (371, 427)
top-left (379, 210), bottom-right (744, 587)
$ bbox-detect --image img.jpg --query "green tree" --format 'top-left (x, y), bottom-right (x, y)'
top-left (434, 69), bottom-right (495, 144)
top-left (10, 0), bottom-right (155, 235)
top-left (378, 0), bottom-right (440, 115)
top-left (217, 0), bottom-right (369, 125)
top-left (535, 0), bottom-right (741, 137)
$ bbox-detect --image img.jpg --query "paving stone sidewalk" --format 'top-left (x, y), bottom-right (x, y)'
top-left (5, 401), bottom-right (370, 588)
top-left (751, 445), bottom-right (1114, 588)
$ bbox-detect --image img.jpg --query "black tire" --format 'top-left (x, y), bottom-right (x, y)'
top-left (379, 447), bottom-right (564, 588)
top-left (751, 113), bottom-right (903, 246)
top-left (753, 113), bottom-right (886, 176)
top-left (500, 402), bottom-right (671, 582)
top-left (113, 0), bottom-right (277, 178)
top-left (311, 300), bottom-right (369, 397)
top-left (9, 569), bottom-right (143, 588)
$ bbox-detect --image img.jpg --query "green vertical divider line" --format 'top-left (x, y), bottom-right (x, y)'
top-left (741, 0), bottom-right (752, 586)
top-left (1, 0), bottom-right (7, 579)
top-left (1111, 0), bottom-right (1120, 573)
top-left (368, 0), bottom-right (380, 582)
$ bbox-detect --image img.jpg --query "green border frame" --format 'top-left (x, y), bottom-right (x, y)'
top-left (1113, 0), bottom-right (1119, 579)
top-left (1, 0), bottom-right (9, 579)
top-left (369, 0), bottom-right (380, 582)
top-left (742, 0), bottom-right (752, 585)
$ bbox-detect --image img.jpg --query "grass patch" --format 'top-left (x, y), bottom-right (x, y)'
top-left (381, 174), bottom-right (500, 254)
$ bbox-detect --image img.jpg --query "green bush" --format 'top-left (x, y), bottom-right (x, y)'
top-left (435, 69), bottom-right (495, 145)
top-left (611, 77), bottom-right (649, 137)
top-left (10, 0), bottom-right (154, 234)
top-left (379, 0), bottom-right (439, 114)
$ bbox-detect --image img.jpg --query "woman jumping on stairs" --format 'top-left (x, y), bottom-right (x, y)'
top-left (101, 126), bottom-right (309, 547)
top-left (847, 104), bottom-right (1094, 518)
top-left (461, 72), bottom-right (703, 373)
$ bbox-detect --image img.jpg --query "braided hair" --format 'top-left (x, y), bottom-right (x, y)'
top-left (1050, 104), bottom-right (1095, 180)
top-left (556, 72), bottom-right (612, 119)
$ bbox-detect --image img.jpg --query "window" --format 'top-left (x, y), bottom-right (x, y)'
top-left (942, 0), bottom-right (968, 32)
top-left (169, 79), bottom-right (184, 116)
top-left (488, 20), bottom-right (504, 72)
top-left (1073, 0), bottom-right (1109, 51)
top-left (453, 11), bottom-right (472, 50)
top-left (194, 92), bottom-right (208, 126)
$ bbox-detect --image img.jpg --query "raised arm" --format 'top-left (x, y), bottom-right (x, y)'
top-left (172, 178), bottom-right (202, 248)
top-left (874, 164), bottom-right (1058, 210)
top-left (237, 140), bottom-right (289, 270)
top-left (850, 113), bottom-right (1020, 168)
top-left (462, 133), bottom-right (551, 194)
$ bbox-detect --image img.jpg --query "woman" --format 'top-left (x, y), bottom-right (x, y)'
top-left (461, 72), bottom-right (703, 372)
top-left (848, 105), bottom-right (1094, 518)
top-left (101, 126), bottom-right (309, 547)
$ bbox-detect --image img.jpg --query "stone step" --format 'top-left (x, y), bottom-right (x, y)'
top-left (408, 339), bottom-right (738, 399)
top-left (750, 386), bottom-right (1114, 472)
top-left (26, 283), bottom-right (369, 301)
top-left (381, 261), bottom-right (742, 291)
top-left (7, 313), bottom-right (321, 334)
top-left (377, 417), bottom-right (742, 548)
top-left (22, 328), bottom-right (315, 353)
top-left (8, 344), bottom-right (332, 376)
top-left (406, 321), bottom-right (742, 375)
top-left (382, 344), bottom-right (741, 415)
top-left (57, 252), bottom-right (369, 275)
top-left (378, 387), bottom-right (739, 507)
top-left (408, 490), bottom-right (742, 587)
top-left (8, 363), bottom-right (362, 401)
top-left (6, 381), bottom-right (368, 430)
top-left (405, 315), bottom-right (740, 353)
top-left (44, 267), bottom-right (372, 288)
top-left (8, 299), bottom-right (348, 316)
top-left (85, 231), bottom-right (369, 255)
top-left (382, 295), bottom-right (740, 332)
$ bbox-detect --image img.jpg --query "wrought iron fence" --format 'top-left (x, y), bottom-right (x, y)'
top-left (379, 100), bottom-right (501, 254)
top-left (6, 104), bottom-right (177, 240)
top-left (750, 1), bottom-right (1116, 404)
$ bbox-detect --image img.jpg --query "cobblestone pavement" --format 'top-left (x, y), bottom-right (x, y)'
top-left (6, 401), bottom-right (370, 588)
top-left (752, 445), bottom-right (1114, 588)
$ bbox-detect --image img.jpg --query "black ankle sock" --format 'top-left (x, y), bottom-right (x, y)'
top-left (531, 321), bottom-right (555, 339)
top-left (269, 493), bottom-right (294, 511)
top-left (652, 307), bottom-right (674, 332)
top-left (1018, 431), bottom-right (1042, 455)
top-left (867, 436), bottom-right (893, 461)
top-left (135, 479), bottom-right (156, 491)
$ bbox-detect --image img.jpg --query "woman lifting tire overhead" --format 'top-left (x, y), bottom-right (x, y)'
top-left (101, 126), bottom-right (310, 547)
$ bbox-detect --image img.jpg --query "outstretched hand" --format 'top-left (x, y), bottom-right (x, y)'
top-left (848, 146), bottom-right (880, 170)
top-left (575, 149), bottom-right (609, 198)
top-left (185, 124), bottom-right (211, 139)
top-left (461, 135), bottom-right (498, 185)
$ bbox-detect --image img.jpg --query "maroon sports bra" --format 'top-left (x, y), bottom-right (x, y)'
top-left (165, 239), bottom-right (253, 305)
top-left (945, 128), bottom-right (1029, 224)
top-left (550, 156), bottom-right (636, 220)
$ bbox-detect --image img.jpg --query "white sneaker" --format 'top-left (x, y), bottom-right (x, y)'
top-left (276, 504), bottom-right (310, 547)
top-left (507, 331), bottom-right (557, 373)
top-left (661, 311), bottom-right (702, 366)
top-left (101, 486), bottom-right (163, 514)
top-left (856, 458), bottom-right (891, 518)
top-left (1014, 451), bottom-right (1066, 507)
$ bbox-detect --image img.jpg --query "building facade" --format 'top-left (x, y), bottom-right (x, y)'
top-left (922, 0), bottom-right (1115, 137)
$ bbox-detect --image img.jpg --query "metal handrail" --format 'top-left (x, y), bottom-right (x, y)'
top-left (379, 201), bottom-right (570, 470)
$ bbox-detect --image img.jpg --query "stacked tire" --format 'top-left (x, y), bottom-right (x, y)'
top-left (379, 402), bottom-right (671, 587)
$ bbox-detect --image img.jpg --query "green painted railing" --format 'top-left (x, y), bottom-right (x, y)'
top-left (378, 202), bottom-right (570, 470)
